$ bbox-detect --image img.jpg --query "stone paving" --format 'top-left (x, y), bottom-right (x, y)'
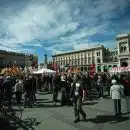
top-left (1, 92), bottom-right (130, 130)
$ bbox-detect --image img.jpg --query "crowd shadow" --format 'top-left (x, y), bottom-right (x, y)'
top-left (37, 100), bottom-right (53, 104)
top-left (83, 101), bottom-right (98, 105)
top-left (0, 117), bottom-right (41, 130)
top-left (82, 115), bottom-right (129, 124)
top-left (0, 119), bottom-right (15, 130)
top-left (16, 117), bottom-right (41, 130)
top-left (35, 98), bottom-right (49, 101)
top-left (36, 103), bottom-right (61, 108)
top-left (37, 92), bottom-right (52, 95)
top-left (86, 98), bottom-right (99, 101)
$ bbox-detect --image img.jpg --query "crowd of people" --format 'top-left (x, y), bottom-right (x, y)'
top-left (0, 71), bottom-right (130, 123)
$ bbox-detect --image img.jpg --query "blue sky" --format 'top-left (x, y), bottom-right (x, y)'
top-left (0, 0), bottom-right (130, 63)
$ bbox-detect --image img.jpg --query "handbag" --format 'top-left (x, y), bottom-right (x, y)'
top-left (119, 85), bottom-right (125, 98)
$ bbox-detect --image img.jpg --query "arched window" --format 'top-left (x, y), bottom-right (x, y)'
top-left (121, 46), bottom-right (123, 52)
top-left (124, 46), bottom-right (126, 52)
top-left (97, 58), bottom-right (101, 63)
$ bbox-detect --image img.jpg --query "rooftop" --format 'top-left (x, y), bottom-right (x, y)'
top-left (52, 45), bottom-right (104, 56)
top-left (116, 33), bottom-right (130, 38)
top-left (0, 50), bottom-right (32, 56)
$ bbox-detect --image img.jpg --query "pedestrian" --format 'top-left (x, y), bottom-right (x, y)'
top-left (14, 79), bottom-right (22, 104)
top-left (123, 77), bottom-right (130, 113)
top-left (52, 74), bottom-right (59, 105)
top-left (97, 76), bottom-right (104, 99)
top-left (110, 79), bottom-right (124, 116)
top-left (70, 74), bottom-right (86, 123)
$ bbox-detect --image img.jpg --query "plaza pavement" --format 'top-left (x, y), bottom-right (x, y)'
top-left (1, 92), bottom-right (130, 130)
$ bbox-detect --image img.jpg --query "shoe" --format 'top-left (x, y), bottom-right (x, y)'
top-left (115, 113), bottom-right (118, 116)
top-left (81, 114), bottom-right (86, 121)
top-left (119, 112), bottom-right (122, 115)
top-left (73, 118), bottom-right (80, 123)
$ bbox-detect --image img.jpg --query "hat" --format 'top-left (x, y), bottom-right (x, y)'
top-left (112, 79), bottom-right (117, 84)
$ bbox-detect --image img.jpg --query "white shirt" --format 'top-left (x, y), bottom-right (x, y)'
top-left (110, 84), bottom-right (124, 99)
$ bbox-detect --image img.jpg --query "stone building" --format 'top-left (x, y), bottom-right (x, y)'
top-left (0, 50), bottom-right (38, 68)
top-left (116, 33), bottom-right (130, 67)
top-left (52, 45), bottom-right (111, 72)
top-left (102, 48), bottom-right (118, 71)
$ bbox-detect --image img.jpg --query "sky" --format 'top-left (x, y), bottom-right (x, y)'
top-left (0, 0), bottom-right (130, 63)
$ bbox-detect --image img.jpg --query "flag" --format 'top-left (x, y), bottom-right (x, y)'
top-left (52, 63), bottom-right (58, 74)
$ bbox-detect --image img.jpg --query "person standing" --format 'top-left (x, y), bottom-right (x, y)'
top-left (110, 79), bottom-right (124, 116)
top-left (14, 79), bottom-right (22, 104)
top-left (123, 77), bottom-right (130, 113)
top-left (52, 74), bottom-right (59, 105)
top-left (97, 76), bottom-right (104, 99)
top-left (70, 74), bottom-right (86, 123)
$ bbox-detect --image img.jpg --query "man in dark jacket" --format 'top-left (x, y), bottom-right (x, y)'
top-left (23, 76), bottom-right (33, 108)
top-left (52, 74), bottom-right (59, 105)
top-left (124, 77), bottom-right (130, 113)
top-left (70, 74), bottom-right (86, 123)
top-left (2, 76), bottom-right (13, 107)
top-left (0, 76), bottom-right (4, 108)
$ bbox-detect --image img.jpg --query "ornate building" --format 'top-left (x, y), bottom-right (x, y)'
top-left (51, 33), bottom-right (130, 72)
top-left (52, 45), bottom-right (111, 72)
top-left (116, 33), bottom-right (130, 67)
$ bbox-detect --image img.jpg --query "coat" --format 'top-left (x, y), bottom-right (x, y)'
top-left (110, 84), bottom-right (124, 99)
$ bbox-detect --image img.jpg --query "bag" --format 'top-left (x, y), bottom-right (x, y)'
top-left (119, 85), bottom-right (125, 98)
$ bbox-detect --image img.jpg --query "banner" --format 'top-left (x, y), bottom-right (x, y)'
top-left (89, 64), bottom-right (96, 77)
top-left (52, 63), bottom-right (58, 74)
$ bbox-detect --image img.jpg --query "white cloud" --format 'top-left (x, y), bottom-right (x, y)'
top-left (0, 45), bottom-right (34, 54)
top-left (73, 42), bottom-right (100, 50)
top-left (0, 0), bottom-right (129, 60)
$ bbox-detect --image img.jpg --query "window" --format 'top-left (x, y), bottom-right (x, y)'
top-left (88, 58), bottom-right (91, 64)
top-left (97, 58), bottom-right (101, 63)
top-left (114, 57), bottom-right (118, 61)
top-left (92, 58), bottom-right (95, 64)
top-left (124, 46), bottom-right (126, 52)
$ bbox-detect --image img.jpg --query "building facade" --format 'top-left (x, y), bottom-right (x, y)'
top-left (52, 33), bottom-right (130, 72)
top-left (52, 45), bottom-right (112, 72)
top-left (116, 33), bottom-right (130, 67)
top-left (0, 50), bottom-right (38, 68)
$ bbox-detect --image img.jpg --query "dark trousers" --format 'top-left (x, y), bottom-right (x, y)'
top-left (99, 87), bottom-right (104, 98)
top-left (15, 92), bottom-right (22, 104)
top-left (113, 99), bottom-right (121, 115)
top-left (53, 90), bottom-right (58, 102)
top-left (73, 97), bottom-right (86, 120)
top-left (32, 91), bottom-right (36, 102)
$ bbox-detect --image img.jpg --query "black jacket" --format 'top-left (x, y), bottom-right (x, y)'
top-left (70, 80), bottom-right (84, 99)
top-left (124, 86), bottom-right (130, 96)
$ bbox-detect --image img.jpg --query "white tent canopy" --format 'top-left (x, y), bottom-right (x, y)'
top-left (33, 68), bottom-right (56, 74)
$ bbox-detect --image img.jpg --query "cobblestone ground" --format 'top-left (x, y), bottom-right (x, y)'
top-left (1, 92), bottom-right (130, 130)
